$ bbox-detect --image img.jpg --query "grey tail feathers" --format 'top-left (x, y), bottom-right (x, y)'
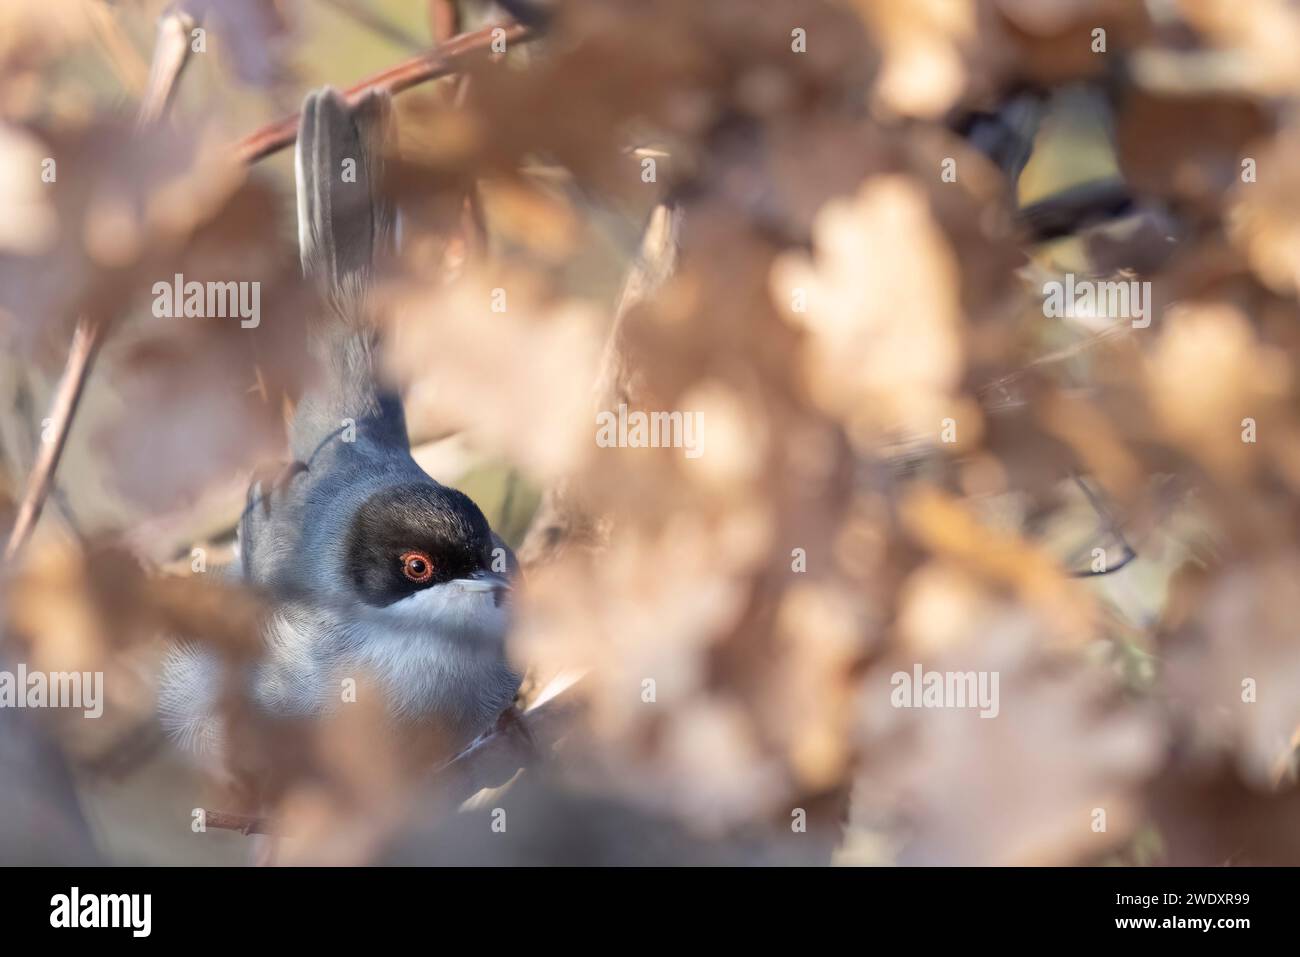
top-left (296, 87), bottom-right (394, 304)
top-left (291, 87), bottom-right (408, 460)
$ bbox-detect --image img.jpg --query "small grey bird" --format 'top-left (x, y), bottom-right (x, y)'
top-left (159, 88), bottom-right (520, 763)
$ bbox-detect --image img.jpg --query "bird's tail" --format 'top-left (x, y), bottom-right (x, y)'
top-left (297, 87), bottom-right (394, 302)
top-left (290, 87), bottom-right (407, 460)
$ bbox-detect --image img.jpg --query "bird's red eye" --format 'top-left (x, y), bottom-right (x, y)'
top-left (400, 550), bottom-right (434, 583)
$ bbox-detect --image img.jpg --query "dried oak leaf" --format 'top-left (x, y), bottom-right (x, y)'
top-left (847, 578), bottom-right (1163, 865)
top-left (0, 118), bottom-right (246, 356)
top-left (770, 175), bottom-right (965, 446)
top-left (1226, 125), bottom-right (1300, 297)
top-left (383, 269), bottom-right (603, 483)
top-left (1117, 92), bottom-right (1271, 216)
top-left (1161, 553), bottom-right (1300, 787)
top-left (1144, 301), bottom-right (1291, 485)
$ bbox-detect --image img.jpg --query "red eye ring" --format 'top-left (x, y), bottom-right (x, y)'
top-left (400, 550), bottom-right (434, 583)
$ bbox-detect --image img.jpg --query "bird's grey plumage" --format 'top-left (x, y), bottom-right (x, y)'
top-left (160, 87), bottom-right (521, 761)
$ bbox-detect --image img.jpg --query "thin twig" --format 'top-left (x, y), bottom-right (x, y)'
top-left (135, 6), bottom-right (199, 128)
top-left (428, 0), bottom-right (459, 43)
top-left (4, 17), bottom-right (534, 564)
top-left (3, 320), bottom-right (102, 563)
top-left (1068, 472), bottom-right (1138, 578)
top-left (978, 324), bottom-right (1131, 411)
top-left (233, 21), bottom-right (534, 164)
top-left (12, 377), bottom-right (85, 540)
top-left (2, 8), bottom-right (199, 565)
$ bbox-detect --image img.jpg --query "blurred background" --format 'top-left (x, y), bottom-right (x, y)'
top-left (3, 0), bottom-right (1300, 865)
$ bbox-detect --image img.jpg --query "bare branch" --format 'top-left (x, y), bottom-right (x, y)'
top-left (135, 6), bottom-right (200, 128)
top-left (3, 318), bottom-right (103, 563)
top-left (977, 325), bottom-right (1131, 412)
top-left (4, 15), bottom-right (537, 565)
top-left (435, 681), bottom-right (582, 808)
top-left (1067, 472), bottom-right (1138, 578)
top-left (233, 21), bottom-right (535, 164)
top-left (3, 7), bottom-right (201, 565)
top-left (428, 0), bottom-right (459, 43)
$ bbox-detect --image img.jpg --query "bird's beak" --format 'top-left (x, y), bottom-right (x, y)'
top-left (453, 575), bottom-right (512, 593)
top-left (453, 574), bottom-right (512, 607)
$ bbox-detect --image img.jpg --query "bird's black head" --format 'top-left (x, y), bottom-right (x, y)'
top-left (344, 482), bottom-right (496, 607)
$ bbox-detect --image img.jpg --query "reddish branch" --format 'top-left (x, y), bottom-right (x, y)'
top-left (233, 21), bottom-right (533, 164)
top-left (429, 0), bottom-right (460, 44)
top-left (3, 18), bottom-right (533, 564)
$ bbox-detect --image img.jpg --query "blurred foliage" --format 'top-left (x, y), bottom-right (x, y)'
top-left (2, 0), bottom-right (1300, 866)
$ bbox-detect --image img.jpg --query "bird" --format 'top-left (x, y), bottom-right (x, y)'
top-left (158, 87), bottom-right (522, 770)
